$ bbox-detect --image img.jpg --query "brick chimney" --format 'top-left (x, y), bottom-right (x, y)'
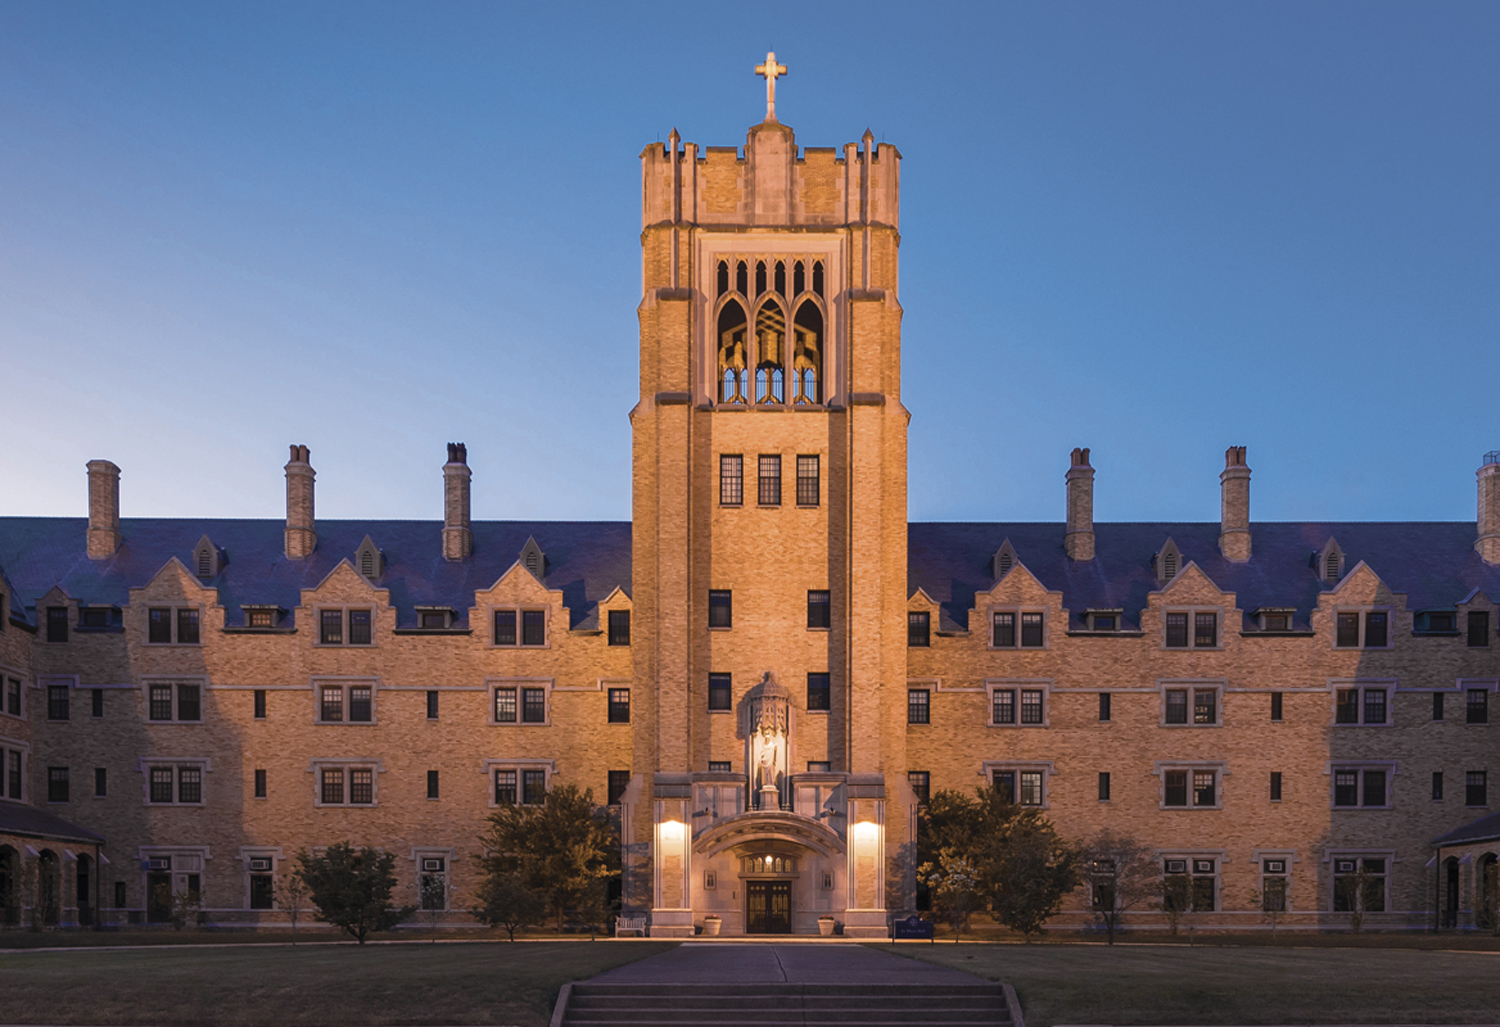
top-left (1064, 448), bottom-right (1095, 561)
top-left (284, 445), bottom-right (316, 559)
top-left (85, 460), bottom-right (121, 559)
top-left (1478, 451), bottom-right (1500, 565)
top-left (1219, 446), bottom-right (1251, 563)
top-left (442, 442), bottom-right (472, 561)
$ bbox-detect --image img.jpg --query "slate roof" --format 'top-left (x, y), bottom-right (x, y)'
top-left (0, 518), bottom-right (632, 631)
top-left (0, 801), bottom-right (106, 845)
top-left (1, 517), bottom-right (1495, 635)
top-left (1432, 809), bottom-right (1500, 849)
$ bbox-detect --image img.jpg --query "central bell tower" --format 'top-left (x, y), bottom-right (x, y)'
top-left (628, 60), bottom-right (909, 937)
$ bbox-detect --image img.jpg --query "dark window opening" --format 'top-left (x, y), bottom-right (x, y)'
top-left (608, 688), bottom-right (631, 723)
top-left (521, 610), bottom-right (546, 646)
top-left (1469, 610), bottom-right (1491, 647)
top-left (320, 610), bottom-right (343, 645)
top-left (1165, 612), bottom-right (1188, 648)
top-left (426, 690), bottom-right (439, 720)
top-left (94, 767), bottom-right (106, 797)
top-left (48, 685), bottom-right (70, 721)
top-left (708, 674), bottom-right (732, 711)
top-left (907, 689), bottom-right (930, 724)
top-left (1467, 690), bottom-right (1489, 724)
top-left (427, 769), bottom-right (440, 800)
top-left (1021, 612), bottom-right (1044, 647)
top-left (608, 610), bottom-right (631, 646)
top-left (807, 590), bottom-right (830, 629)
top-left (1467, 770), bottom-right (1488, 807)
top-left (806, 673), bottom-right (830, 711)
top-left (494, 770), bottom-right (517, 805)
top-left (758, 455), bottom-right (782, 506)
top-left (1271, 691), bottom-right (1283, 721)
top-left (47, 767), bottom-right (69, 803)
top-left (254, 689), bottom-right (266, 719)
top-left (1099, 692), bottom-right (1111, 722)
top-left (1434, 691), bottom-right (1445, 721)
top-left (1432, 771), bottom-right (1444, 800)
top-left (254, 768), bottom-right (267, 799)
top-left (521, 688), bottom-right (546, 723)
top-left (348, 610), bottom-right (371, 645)
top-left (46, 607), bottom-right (68, 643)
top-left (1165, 689), bottom-right (1188, 725)
top-left (709, 591), bottom-right (733, 629)
top-left (608, 770), bottom-right (630, 806)
top-left (992, 612), bottom-right (1015, 648)
top-left (1098, 771), bottom-right (1111, 801)
top-left (1194, 612), bottom-right (1217, 647)
top-left (908, 611), bottom-right (930, 647)
top-left (1336, 612), bottom-right (1361, 648)
top-left (720, 455), bottom-right (744, 506)
top-left (909, 771), bottom-right (930, 805)
top-left (1270, 771), bottom-right (1282, 801)
top-left (494, 610), bottom-right (517, 646)
top-left (91, 688), bottom-right (104, 718)
top-left (1365, 611), bottom-right (1388, 648)
top-left (522, 769), bottom-right (546, 806)
top-left (176, 609), bottom-right (200, 645)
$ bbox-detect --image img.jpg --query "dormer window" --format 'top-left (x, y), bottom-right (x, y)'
top-left (992, 540), bottom-right (1018, 580)
top-left (1154, 539), bottom-right (1182, 585)
top-left (79, 606), bottom-right (117, 629)
top-left (1414, 611), bottom-right (1457, 634)
top-left (520, 537), bottom-right (545, 579)
top-left (242, 606), bottom-right (282, 629)
top-left (416, 607), bottom-right (453, 630)
top-left (1316, 538), bottom-right (1344, 584)
top-left (1254, 608), bottom-right (1295, 632)
top-left (355, 537), bottom-right (384, 581)
top-left (1085, 609), bottom-right (1122, 632)
top-left (193, 535), bottom-right (225, 580)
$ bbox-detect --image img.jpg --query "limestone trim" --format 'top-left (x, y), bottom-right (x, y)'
top-left (693, 810), bottom-right (845, 860)
top-left (1158, 605), bottom-right (1228, 650)
top-left (311, 606), bottom-right (378, 649)
top-left (135, 756), bottom-right (212, 807)
top-left (1326, 760), bottom-right (1400, 810)
top-left (142, 603), bottom-right (206, 647)
top-left (1327, 679), bottom-right (1398, 728)
top-left (1322, 848), bottom-right (1400, 914)
top-left (486, 605), bottom-right (552, 649)
top-left (985, 679), bottom-right (1052, 728)
top-left (311, 677), bottom-right (381, 726)
top-left (306, 758), bottom-right (386, 808)
top-left (481, 758), bottom-right (555, 807)
top-left (486, 677), bottom-right (554, 726)
top-left (986, 606), bottom-right (1052, 650)
top-left (1252, 848), bottom-right (1300, 914)
top-left (1329, 604), bottom-right (1396, 650)
top-left (1152, 760), bottom-right (1230, 810)
top-left (1156, 679), bottom-right (1228, 728)
top-left (980, 760), bottom-right (1056, 808)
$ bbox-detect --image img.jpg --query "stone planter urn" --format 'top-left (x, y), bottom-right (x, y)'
top-left (702, 916), bottom-right (722, 936)
top-left (818, 916), bottom-right (836, 937)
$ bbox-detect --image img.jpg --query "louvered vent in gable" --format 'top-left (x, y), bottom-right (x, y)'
top-left (992, 539), bottom-right (1018, 581)
top-left (192, 535), bottom-right (224, 580)
top-left (520, 537), bottom-right (545, 580)
top-left (355, 536), bottom-right (384, 581)
top-left (1316, 537), bottom-right (1343, 585)
top-left (1154, 538), bottom-right (1182, 585)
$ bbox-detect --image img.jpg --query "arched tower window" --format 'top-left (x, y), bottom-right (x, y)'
top-left (735, 261), bottom-right (748, 295)
top-left (754, 302), bottom-right (786, 404)
top-left (812, 260), bottom-right (825, 297)
top-left (754, 260), bottom-right (767, 297)
top-left (773, 260), bottom-right (786, 298)
top-left (717, 301), bottom-right (748, 404)
top-left (793, 260), bottom-right (805, 296)
top-left (792, 301), bottom-right (822, 405)
top-left (716, 260), bottom-right (729, 297)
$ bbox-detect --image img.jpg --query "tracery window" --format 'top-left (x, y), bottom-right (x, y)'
top-left (753, 302), bottom-right (786, 403)
top-left (718, 301), bottom-right (748, 404)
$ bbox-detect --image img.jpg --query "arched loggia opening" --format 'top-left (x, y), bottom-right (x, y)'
top-left (717, 301), bottom-right (748, 404)
top-left (753, 302), bottom-right (786, 404)
top-left (792, 300), bottom-right (823, 405)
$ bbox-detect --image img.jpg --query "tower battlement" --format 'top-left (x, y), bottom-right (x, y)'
top-left (641, 123), bottom-right (900, 230)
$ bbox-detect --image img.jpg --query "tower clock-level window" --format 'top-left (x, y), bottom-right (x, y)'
top-left (796, 455), bottom-right (820, 506)
top-left (908, 611), bottom-right (930, 647)
top-left (708, 590), bottom-right (732, 629)
top-left (720, 455), bottom-right (744, 506)
top-left (758, 455), bottom-right (782, 506)
top-left (708, 674), bottom-right (732, 711)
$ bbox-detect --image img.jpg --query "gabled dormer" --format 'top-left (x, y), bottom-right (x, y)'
top-left (1314, 537), bottom-right (1344, 586)
top-left (519, 537), bottom-right (545, 581)
top-left (355, 536), bottom-right (384, 581)
top-left (193, 535), bottom-right (226, 580)
top-left (1153, 538), bottom-right (1183, 585)
top-left (991, 539), bottom-right (1018, 581)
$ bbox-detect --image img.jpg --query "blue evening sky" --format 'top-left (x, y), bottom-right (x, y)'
top-left (1, 2), bottom-right (1496, 526)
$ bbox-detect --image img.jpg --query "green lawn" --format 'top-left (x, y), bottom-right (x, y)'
top-left (0, 940), bottom-right (677, 1026)
top-left (892, 942), bottom-right (1500, 1025)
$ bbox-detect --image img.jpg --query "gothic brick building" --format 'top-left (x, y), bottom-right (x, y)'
top-left (2, 74), bottom-right (1498, 935)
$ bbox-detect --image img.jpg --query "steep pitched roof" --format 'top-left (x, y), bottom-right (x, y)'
top-left (0, 802), bottom-right (106, 845)
top-left (1432, 809), bottom-right (1500, 849)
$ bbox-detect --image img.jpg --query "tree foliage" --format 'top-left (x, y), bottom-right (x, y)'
top-left (296, 843), bottom-right (415, 944)
top-left (477, 783), bottom-right (619, 930)
top-left (471, 872), bottom-right (547, 941)
top-left (1080, 830), bottom-right (1158, 944)
top-left (917, 785), bottom-right (1081, 939)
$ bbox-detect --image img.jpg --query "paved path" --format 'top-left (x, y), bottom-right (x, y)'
top-left (589, 941), bottom-right (984, 984)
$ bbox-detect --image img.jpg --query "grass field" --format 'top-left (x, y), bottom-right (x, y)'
top-left (0, 940), bottom-right (677, 1026)
top-left (894, 942), bottom-right (1500, 1025)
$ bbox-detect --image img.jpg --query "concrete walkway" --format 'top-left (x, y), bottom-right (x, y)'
top-left (589, 941), bottom-right (984, 984)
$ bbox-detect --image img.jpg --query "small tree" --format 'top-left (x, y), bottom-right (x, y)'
top-left (986, 812), bottom-right (1080, 940)
top-left (1081, 830), bottom-right (1157, 944)
top-left (420, 876), bottom-right (447, 942)
top-left (472, 871), bottom-right (547, 941)
top-left (477, 784), bottom-right (619, 930)
top-left (1339, 864), bottom-right (1378, 933)
top-left (155, 885), bottom-right (201, 931)
top-left (1159, 874), bottom-right (1190, 936)
top-left (918, 851), bottom-right (983, 939)
top-left (276, 871), bottom-right (310, 943)
top-left (296, 843), bottom-right (416, 944)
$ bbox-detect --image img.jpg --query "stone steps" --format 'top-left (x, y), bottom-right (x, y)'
top-left (556, 982), bottom-right (1014, 1027)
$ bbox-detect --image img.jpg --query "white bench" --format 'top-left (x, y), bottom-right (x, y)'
top-left (615, 914), bottom-right (648, 937)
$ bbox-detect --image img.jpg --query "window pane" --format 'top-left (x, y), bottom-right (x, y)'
top-left (907, 772), bottom-right (930, 805)
top-left (908, 611), bottom-right (930, 647)
top-left (1164, 770), bottom-right (1187, 806)
top-left (493, 687), bottom-right (517, 723)
top-left (1194, 612), bottom-right (1217, 647)
top-left (1020, 613), bottom-right (1044, 647)
top-left (1193, 770), bottom-right (1216, 806)
top-left (46, 606), bottom-right (68, 643)
top-left (1191, 875), bottom-right (1215, 912)
top-left (521, 610), bottom-right (545, 646)
top-left (1467, 690), bottom-right (1488, 724)
top-left (1467, 771), bottom-right (1487, 806)
top-left (1468, 610), bottom-right (1490, 647)
top-left (1336, 612), bottom-right (1360, 648)
top-left (1365, 611), bottom-right (1388, 647)
top-left (993, 770), bottom-right (1016, 803)
top-left (720, 455), bottom-right (743, 506)
top-left (176, 684), bottom-right (200, 722)
top-left (255, 768), bottom-right (267, 798)
top-left (1433, 771), bottom-right (1444, 800)
top-left (348, 686), bottom-right (372, 722)
top-left (150, 768), bottom-right (173, 803)
top-left (708, 591), bottom-right (733, 629)
top-left (149, 685), bottom-right (173, 721)
top-left (493, 610), bottom-right (517, 646)
top-left (607, 770), bottom-right (630, 805)
top-left (1098, 771), bottom-right (1111, 801)
top-left (907, 689), bottom-right (930, 724)
top-left (1263, 877), bottom-right (1287, 912)
top-left (522, 688), bottom-right (546, 723)
top-left (426, 690), bottom-right (439, 719)
top-left (1362, 769), bottom-right (1386, 807)
top-left (1021, 689), bottom-right (1044, 725)
top-left (1336, 689), bottom-right (1359, 724)
top-left (320, 686), bottom-right (343, 722)
top-left (992, 612), bottom-right (1015, 648)
top-left (176, 608), bottom-right (200, 645)
top-left (807, 590), bottom-right (830, 629)
top-left (707, 674), bottom-right (732, 711)
top-left (608, 610), bottom-right (631, 646)
top-left (1165, 689), bottom-right (1188, 724)
top-left (148, 609), bottom-right (172, 644)
top-left (1019, 771), bottom-right (1043, 806)
top-left (993, 689), bottom-right (1015, 725)
top-left (1363, 689), bottom-right (1386, 725)
top-left (522, 769), bottom-right (546, 805)
top-left (178, 767), bottom-right (202, 804)
top-left (1334, 770), bottom-right (1358, 806)
top-left (1099, 692), bottom-right (1111, 721)
top-left (48, 686), bottom-right (70, 721)
top-left (494, 770), bottom-right (517, 805)
top-left (1194, 689), bottom-right (1216, 724)
top-left (349, 769), bottom-right (373, 804)
top-left (806, 673), bottom-right (830, 712)
top-left (608, 688), bottom-right (631, 723)
top-left (348, 610), bottom-right (371, 645)
top-left (321, 768), bottom-right (344, 804)
top-left (1270, 771), bottom-right (1283, 801)
top-left (758, 455), bottom-right (781, 505)
top-left (796, 455), bottom-right (819, 506)
top-left (320, 610), bottom-right (343, 645)
top-left (1271, 691), bottom-right (1283, 721)
top-left (1165, 612), bottom-right (1188, 648)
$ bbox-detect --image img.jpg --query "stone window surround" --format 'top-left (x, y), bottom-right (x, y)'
top-left (141, 677), bottom-right (206, 724)
top-left (307, 758), bottom-right (384, 808)
top-left (986, 678), bottom-right (1052, 728)
top-left (1157, 679), bottom-right (1226, 728)
top-left (1158, 848), bottom-right (1228, 911)
top-left (987, 607), bottom-right (1050, 650)
top-left (1329, 679), bottom-right (1396, 728)
top-left (143, 604), bottom-right (205, 646)
top-left (981, 760), bottom-right (1056, 809)
top-left (136, 756), bottom-right (211, 806)
top-left (482, 758), bottom-right (554, 807)
top-left (1458, 679), bottom-right (1499, 724)
top-left (1252, 849), bottom-right (1299, 913)
top-left (238, 846), bottom-right (284, 910)
top-left (312, 677), bottom-right (380, 726)
top-left (1152, 760), bottom-right (1228, 810)
top-left (1324, 848), bottom-right (1396, 912)
top-left (137, 845), bottom-right (211, 906)
top-left (1331, 606), bottom-right (1395, 650)
top-left (1159, 607), bottom-right (1226, 650)
top-left (0, 738), bottom-right (31, 803)
top-left (312, 606), bottom-right (377, 648)
top-left (411, 845), bottom-right (457, 911)
top-left (0, 661), bottom-right (26, 723)
top-left (488, 677), bottom-right (553, 727)
top-left (489, 606), bottom-right (551, 648)
top-left (1327, 760), bottom-right (1398, 810)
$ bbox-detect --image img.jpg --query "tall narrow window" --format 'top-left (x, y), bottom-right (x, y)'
top-left (426, 690), bottom-right (439, 719)
top-left (1020, 689), bottom-right (1044, 725)
top-left (46, 607), bottom-right (68, 643)
top-left (493, 610), bottom-right (517, 646)
top-left (1164, 770), bottom-right (1188, 807)
top-left (720, 455), bottom-right (744, 506)
top-left (148, 685), bottom-right (173, 721)
top-left (1467, 689), bottom-right (1489, 724)
top-left (254, 689), bottom-right (267, 719)
top-left (349, 768), bottom-right (373, 805)
top-left (1165, 613), bottom-right (1188, 648)
top-left (348, 610), bottom-right (372, 645)
top-left (1098, 772), bottom-right (1111, 801)
top-left (521, 688), bottom-right (546, 724)
top-left (254, 768), bottom-right (267, 799)
top-left (348, 685), bottom-right (372, 723)
top-left (993, 689), bottom-right (1015, 725)
top-left (1194, 612), bottom-right (1217, 647)
top-left (608, 770), bottom-right (630, 805)
top-left (91, 688), bottom-right (104, 718)
top-left (178, 767), bottom-right (202, 804)
top-left (708, 590), bottom-right (732, 629)
top-left (321, 686), bottom-right (344, 723)
top-left (1365, 611), bottom-right (1388, 648)
top-left (1434, 692), bottom-right (1445, 720)
top-left (522, 769), bottom-right (546, 805)
top-left (1020, 613), bottom-right (1044, 647)
top-left (151, 767), bottom-right (174, 803)
top-left (1469, 610), bottom-right (1491, 647)
top-left (1271, 691), bottom-right (1283, 721)
top-left (1433, 771), bottom-right (1444, 800)
top-left (427, 770), bottom-right (440, 800)
top-left (708, 674), bottom-right (732, 711)
top-left (608, 688), bottom-right (631, 723)
top-left (1336, 689), bottom-right (1360, 724)
top-left (608, 610), bottom-right (631, 646)
top-left (1164, 689), bottom-right (1188, 725)
top-left (791, 302), bottom-right (822, 404)
top-left (1467, 770), bottom-right (1488, 807)
top-left (806, 590), bottom-right (830, 629)
top-left (320, 610), bottom-right (343, 645)
top-left (46, 685), bottom-right (70, 721)
top-left (94, 767), bottom-right (107, 797)
top-left (1336, 612), bottom-right (1361, 648)
top-left (907, 689), bottom-right (930, 724)
top-left (176, 609), bottom-right (200, 645)
top-left (806, 673), bottom-right (830, 712)
top-left (494, 769), bottom-right (517, 805)
top-left (1363, 689), bottom-right (1386, 725)
top-left (796, 455), bottom-right (820, 505)
top-left (1099, 692), bottom-right (1111, 722)
top-left (1270, 771), bottom-right (1283, 801)
top-left (908, 771), bottom-right (930, 805)
top-left (521, 610), bottom-right (546, 646)
top-left (758, 455), bottom-right (781, 505)
top-left (992, 612), bottom-right (1015, 648)
top-left (148, 609), bottom-right (172, 644)
top-left (908, 611), bottom-right (930, 647)
top-left (1193, 688), bottom-right (1217, 725)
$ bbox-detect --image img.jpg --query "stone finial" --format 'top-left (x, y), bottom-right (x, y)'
top-left (1064, 448), bottom-right (1095, 562)
top-left (443, 442), bottom-right (473, 561)
top-left (1219, 446), bottom-right (1252, 563)
top-left (1478, 452), bottom-right (1500, 565)
top-left (284, 445), bottom-right (316, 560)
top-left (86, 460), bottom-right (121, 559)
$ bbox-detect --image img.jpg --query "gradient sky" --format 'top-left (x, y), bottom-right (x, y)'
top-left (1, 1), bottom-right (1496, 526)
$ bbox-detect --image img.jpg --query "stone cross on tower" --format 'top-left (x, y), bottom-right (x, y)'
top-left (755, 51), bottom-right (788, 122)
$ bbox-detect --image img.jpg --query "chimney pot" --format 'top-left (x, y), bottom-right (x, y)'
top-left (1219, 446), bottom-right (1252, 562)
top-left (85, 460), bottom-right (122, 559)
top-left (1064, 448), bottom-right (1095, 561)
top-left (284, 445), bottom-right (316, 559)
top-left (443, 442), bottom-right (473, 561)
top-left (1478, 452), bottom-right (1500, 564)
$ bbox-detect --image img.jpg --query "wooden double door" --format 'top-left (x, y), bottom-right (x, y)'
top-left (746, 880), bottom-right (792, 934)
